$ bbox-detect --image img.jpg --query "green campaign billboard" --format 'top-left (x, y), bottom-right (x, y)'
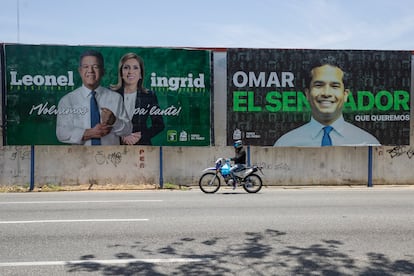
top-left (4, 44), bottom-right (211, 146)
top-left (227, 49), bottom-right (411, 147)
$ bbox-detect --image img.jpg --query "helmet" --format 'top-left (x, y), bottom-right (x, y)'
top-left (233, 140), bottom-right (243, 149)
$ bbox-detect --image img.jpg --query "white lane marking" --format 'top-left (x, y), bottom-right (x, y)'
top-left (0, 200), bottom-right (162, 204)
top-left (0, 258), bottom-right (206, 267)
top-left (0, 219), bottom-right (148, 224)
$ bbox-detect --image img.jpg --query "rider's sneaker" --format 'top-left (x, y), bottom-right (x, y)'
top-left (232, 182), bottom-right (237, 190)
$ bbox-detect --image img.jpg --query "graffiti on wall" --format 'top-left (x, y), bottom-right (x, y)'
top-left (257, 162), bottom-right (290, 171)
top-left (0, 146), bottom-right (30, 177)
top-left (95, 151), bottom-right (123, 167)
top-left (386, 146), bottom-right (414, 159)
top-left (9, 146), bottom-right (31, 161)
top-left (93, 149), bottom-right (146, 168)
top-left (139, 149), bottom-right (145, 168)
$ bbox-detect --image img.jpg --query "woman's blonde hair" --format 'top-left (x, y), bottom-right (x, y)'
top-left (110, 52), bottom-right (147, 93)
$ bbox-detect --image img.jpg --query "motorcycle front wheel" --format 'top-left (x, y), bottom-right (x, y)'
top-left (242, 174), bottom-right (263, 193)
top-left (199, 172), bottom-right (221, 193)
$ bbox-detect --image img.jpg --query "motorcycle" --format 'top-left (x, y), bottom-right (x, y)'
top-left (199, 158), bottom-right (264, 193)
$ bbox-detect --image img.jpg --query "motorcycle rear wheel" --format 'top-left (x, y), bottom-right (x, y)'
top-left (242, 174), bottom-right (262, 193)
top-left (199, 172), bottom-right (221, 193)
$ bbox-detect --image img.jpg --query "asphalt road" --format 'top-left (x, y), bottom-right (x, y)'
top-left (1, 186), bottom-right (414, 275)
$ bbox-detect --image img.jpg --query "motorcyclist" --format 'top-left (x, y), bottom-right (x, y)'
top-left (229, 139), bottom-right (246, 189)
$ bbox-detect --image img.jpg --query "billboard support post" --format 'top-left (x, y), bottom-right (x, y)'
top-left (30, 145), bottom-right (34, 191)
top-left (159, 146), bottom-right (164, 189)
top-left (368, 146), bottom-right (373, 187)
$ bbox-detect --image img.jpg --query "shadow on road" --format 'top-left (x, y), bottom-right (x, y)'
top-left (65, 229), bottom-right (414, 275)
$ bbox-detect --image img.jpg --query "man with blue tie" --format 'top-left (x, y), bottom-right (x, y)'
top-left (274, 57), bottom-right (380, 147)
top-left (56, 50), bottom-right (132, 145)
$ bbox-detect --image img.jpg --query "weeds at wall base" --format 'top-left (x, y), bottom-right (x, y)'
top-left (0, 183), bottom-right (191, 193)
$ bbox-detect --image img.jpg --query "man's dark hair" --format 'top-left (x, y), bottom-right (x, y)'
top-left (305, 56), bottom-right (348, 87)
top-left (79, 50), bottom-right (104, 68)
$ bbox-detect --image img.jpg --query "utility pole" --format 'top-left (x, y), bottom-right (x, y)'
top-left (17, 0), bottom-right (20, 42)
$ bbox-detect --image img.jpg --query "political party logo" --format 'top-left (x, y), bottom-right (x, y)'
top-left (167, 130), bottom-right (178, 142)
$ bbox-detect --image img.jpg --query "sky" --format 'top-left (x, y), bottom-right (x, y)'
top-left (1, 0), bottom-right (414, 50)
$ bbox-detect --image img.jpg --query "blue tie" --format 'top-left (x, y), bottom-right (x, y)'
top-left (321, 126), bottom-right (333, 146)
top-left (90, 91), bottom-right (101, 145)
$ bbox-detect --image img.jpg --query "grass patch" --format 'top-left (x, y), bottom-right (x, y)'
top-left (162, 182), bottom-right (191, 190)
top-left (0, 183), bottom-right (191, 192)
top-left (0, 185), bottom-right (31, 193)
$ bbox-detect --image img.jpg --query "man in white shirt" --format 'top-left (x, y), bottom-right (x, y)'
top-left (56, 50), bottom-right (132, 145)
top-left (274, 57), bottom-right (380, 147)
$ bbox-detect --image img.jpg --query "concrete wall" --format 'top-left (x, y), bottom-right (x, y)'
top-left (0, 51), bottom-right (413, 188)
top-left (1, 145), bottom-right (414, 187)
